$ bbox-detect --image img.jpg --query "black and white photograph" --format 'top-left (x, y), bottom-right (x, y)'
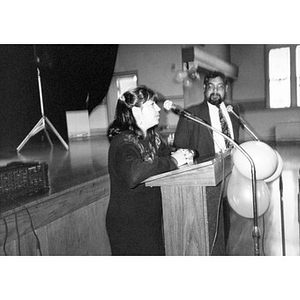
top-left (1, 1), bottom-right (299, 299)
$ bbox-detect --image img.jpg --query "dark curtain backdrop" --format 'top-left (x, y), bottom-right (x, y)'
top-left (0, 44), bottom-right (118, 151)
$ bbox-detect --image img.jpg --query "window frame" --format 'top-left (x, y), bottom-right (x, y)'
top-left (266, 44), bottom-right (299, 109)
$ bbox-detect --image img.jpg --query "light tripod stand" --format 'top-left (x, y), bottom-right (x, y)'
top-left (16, 53), bottom-right (69, 152)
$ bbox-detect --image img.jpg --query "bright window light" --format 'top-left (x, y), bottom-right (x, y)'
top-left (296, 45), bottom-right (300, 106)
top-left (269, 47), bottom-right (291, 108)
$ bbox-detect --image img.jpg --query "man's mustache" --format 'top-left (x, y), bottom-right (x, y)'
top-left (210, 93), bottom-right (221, 99)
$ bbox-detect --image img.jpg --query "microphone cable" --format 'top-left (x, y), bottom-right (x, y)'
top-left (0, 200), bottom-right (21, 255)
top-left (1, 198), bottom-right (43, 256)
top-left (14, 207), bottom-right (21, 256)
top-left (10, 198), bottom-right (43, 256)
top-left (203, 112), bottom-right (230, 255)
top-left (0, 215), bottom-right (8, 256)
top-left (261, 215), bottom-right (266, 256)
top-left (0, 199), bottom-right (9, 256)
top-left (210, 152), bottom-right (227, 255)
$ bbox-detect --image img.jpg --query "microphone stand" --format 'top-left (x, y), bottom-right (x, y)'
top-left (279, 175), bottom-right (286, 256)
top-left (228, 107), bottom-right (286, 256)
top-left (228, 106), bottom-right (260, 141)
top-left (180, 112), bottom-right (260, 256)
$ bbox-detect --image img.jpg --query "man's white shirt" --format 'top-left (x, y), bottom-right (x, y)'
top-left (207, 101), bottom-right (234, 153)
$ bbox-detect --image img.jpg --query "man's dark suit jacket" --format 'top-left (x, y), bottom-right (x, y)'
top-left (174, 100), bottom-right (240, 159)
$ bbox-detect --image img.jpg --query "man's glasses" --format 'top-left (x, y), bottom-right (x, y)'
top-left (206, 83), bottom-right (226, 91)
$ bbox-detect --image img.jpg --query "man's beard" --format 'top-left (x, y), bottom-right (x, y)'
top-left (207, 93), bottom-right (224, 106)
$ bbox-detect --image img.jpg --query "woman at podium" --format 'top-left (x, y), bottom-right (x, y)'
top-left (106, 86), bottom-right (194, 255)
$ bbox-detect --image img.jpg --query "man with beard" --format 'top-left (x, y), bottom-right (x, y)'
top-left (173, 71), bottom-right (240, 160)
top-left (173, 71), bottom-right (242, 255)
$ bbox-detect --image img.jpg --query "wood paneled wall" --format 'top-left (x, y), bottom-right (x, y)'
top-left (0, 175), bottom-right (111, 256)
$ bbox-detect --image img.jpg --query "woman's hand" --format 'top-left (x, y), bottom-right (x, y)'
top-left (171, 148), bottom-right (195, 167)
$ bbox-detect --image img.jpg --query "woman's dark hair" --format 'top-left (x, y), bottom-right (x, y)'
top-left (204, 71), bottom-right (228, 86)
top-left (107, 85), bottom-right (158, 141)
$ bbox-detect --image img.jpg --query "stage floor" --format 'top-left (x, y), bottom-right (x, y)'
top-left (0, 135), bottom-right (110, 195)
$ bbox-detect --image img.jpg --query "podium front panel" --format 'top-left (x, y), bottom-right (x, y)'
top-left (160, 183), bottom-right (225, 256)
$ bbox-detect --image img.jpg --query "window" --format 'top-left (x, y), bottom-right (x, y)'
top-left (296, 45), bottom-right (300, 106)
top-left (267, 45), bottom-right (300, 108)
top-left (269, 47), bottom-right (290, 108)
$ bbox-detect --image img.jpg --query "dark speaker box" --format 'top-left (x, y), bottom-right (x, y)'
top-left (0, 161), bottom-right (49, 201)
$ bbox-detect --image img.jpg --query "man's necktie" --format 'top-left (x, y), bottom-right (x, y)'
top-left (218, 106), bottom-right (232, 148)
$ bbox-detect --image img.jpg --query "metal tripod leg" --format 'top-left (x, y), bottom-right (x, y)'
top-left (16, 117), bottom-right (44, 152)
top-left (43, 126), bottom-right (53, 148)
top-left (45, 116), bottom-right (69, 150)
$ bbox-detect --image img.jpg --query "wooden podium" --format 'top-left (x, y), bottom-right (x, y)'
top-left (144, 151), bottom-right (233, 256)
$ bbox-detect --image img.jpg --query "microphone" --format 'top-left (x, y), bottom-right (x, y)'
top-left (226, 105), bottom-right (240, 119)
top-left (227, 105), bottom-right (259, 141)
top-left (163, 100), bottom-right (193, 118)
top-left (164, 100), bottom-right (210, 125)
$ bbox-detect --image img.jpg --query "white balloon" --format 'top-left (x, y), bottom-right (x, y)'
top-left (174, 70), bottom-right (187, 83)
top-left (183, 77), bottom-right (193, 88)
top-left (233, 141), bottom-right (278, 180)
top-left (264, 150), bottom-right (283, 183)
top-left (227, 166), bottom-right (270, 218)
